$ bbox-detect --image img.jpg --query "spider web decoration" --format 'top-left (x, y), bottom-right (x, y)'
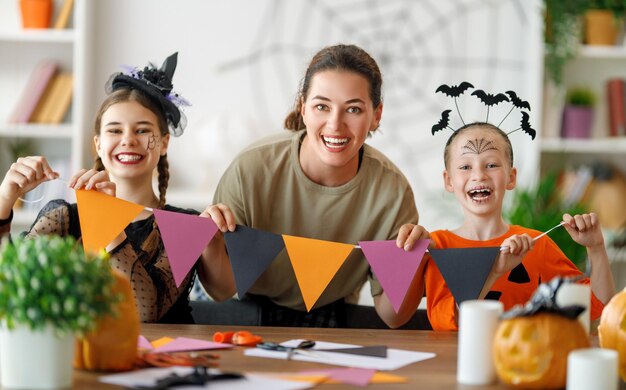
top-left (214, 0), bottom-right (539, 230)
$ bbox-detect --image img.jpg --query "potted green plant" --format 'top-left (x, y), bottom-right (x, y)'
top-left (585, 0), bottom-right (626, 45)
top-left (505, 171), bottom-right (589, 270)
top-left (561, 86), bottom-right (596, 138)
top-left (0, 235), bottom-right (119, 389)
top-left (544, 0), bottom-right (588, 85)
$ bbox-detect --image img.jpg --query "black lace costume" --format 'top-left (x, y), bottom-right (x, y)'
top-left (0, 200), bottom-right (197, 323)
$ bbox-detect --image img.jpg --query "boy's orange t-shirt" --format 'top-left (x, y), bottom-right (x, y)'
top-left (425, 225), bottom-right (604, 331)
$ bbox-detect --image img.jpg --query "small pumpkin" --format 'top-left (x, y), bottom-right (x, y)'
top-left (598, 287), bottom-right (626, 381)
top-left (74, 269), bottom-right (140, 371)
top-left (493, 312), bottom-right (590, 389)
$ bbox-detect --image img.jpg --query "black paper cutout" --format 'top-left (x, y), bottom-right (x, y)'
top-left (431, 109), bottom-right (452, 134)
top-left (484, 291), bottom-right (502, 301)
top-left (429, 247), bottom-right (500, 305)
top-left (508, 111), bottom-right (536, 140)
top-left (472, 89), bottom-right (509, 123)
top-left (506, 90), bottom-right (531, 111)
top-left (436, 82), bottom-right (474, 98)
top-left (224, 225), bottom-right (285, 298)
top-left (507, 263), bottom-right (531, 284)
top-left (318, 345), bottom-right (388, 358)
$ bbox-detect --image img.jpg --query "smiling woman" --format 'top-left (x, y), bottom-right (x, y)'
top-left (196, 44), bottom-right (424, 329)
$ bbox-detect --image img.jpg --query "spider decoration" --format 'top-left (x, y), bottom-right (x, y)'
top-left (431, 81), bottom-right (536, 141)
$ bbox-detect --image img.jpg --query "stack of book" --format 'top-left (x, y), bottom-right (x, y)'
top-left (8, 60), bottom-right (73, 125)
top-left (607, 78), bottom-right (626, 137)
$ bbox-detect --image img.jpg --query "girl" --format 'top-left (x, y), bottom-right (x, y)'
top-left (0, 53), bottom-right (197, 323)
top-left (198, 44), bottom-right (421, 327)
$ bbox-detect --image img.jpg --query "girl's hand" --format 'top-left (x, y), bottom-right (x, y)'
top-left (200, 203), bottom-right (236, 233)
top-left (563, 212), bottom-right (604, 249)
top-left (396, 223), bottom-right (431, 251)
top-left (0, 156), bottom-right (59, 203)
top-left (69, 169), bottom-right (116, 197)
top-left (494, 234), bottom-right (534, 276)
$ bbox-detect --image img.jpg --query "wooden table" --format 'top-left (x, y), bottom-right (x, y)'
top-left (74, 324), bottom-right (614, 389)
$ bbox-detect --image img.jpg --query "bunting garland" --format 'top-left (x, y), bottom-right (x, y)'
top-left (75, 190), bottom-right (498, 313)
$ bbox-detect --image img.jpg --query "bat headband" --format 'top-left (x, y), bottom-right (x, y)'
top-left (431, 81), bottom-right (536, 140)
top-left (104, 52), bottom-right (191, 137)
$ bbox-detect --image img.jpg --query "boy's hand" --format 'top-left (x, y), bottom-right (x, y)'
top-left (562, 212), bottom-right (604, 249)
top-left (396, 223), bottom-right (431, 251)
top-left (494, 234), bottom-right (534, 276)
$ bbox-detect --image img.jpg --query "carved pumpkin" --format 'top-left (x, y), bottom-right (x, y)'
top-left (598, 287), bottom-right (626, 381)
top-left (74, 269), bottom-right (140, 371)
top-left (493, 312), bottom-right (590, 389)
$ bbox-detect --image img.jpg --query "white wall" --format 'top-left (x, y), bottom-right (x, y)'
top-left (89, 0), bottom-right (544, 231)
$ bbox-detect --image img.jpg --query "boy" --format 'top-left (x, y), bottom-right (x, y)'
top-left (389, 107), bottom-right (615, 330)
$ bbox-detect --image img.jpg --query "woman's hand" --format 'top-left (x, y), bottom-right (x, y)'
top-left (396, 223), bottom-right (431, 251)
top-left (0, 156), bottom-right (59, 205)
top-left (69, 169), bottom-right (116, 197)
top-left (200, 203), bottom-right (237, 233)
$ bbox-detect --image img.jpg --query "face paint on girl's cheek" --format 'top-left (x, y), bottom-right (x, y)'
top-left (145, 134), bottom-right (159, 151)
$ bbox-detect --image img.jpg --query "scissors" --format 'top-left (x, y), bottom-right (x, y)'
top-left (257, 340), bottom-right (319, 360)
top-left (137, 366), bottom-right (243, 389)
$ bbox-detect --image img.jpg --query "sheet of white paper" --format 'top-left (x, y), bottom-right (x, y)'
top-left (244, 339), bottom-right (436, 370)
top-left (99, 366), bottom-right (314, 390)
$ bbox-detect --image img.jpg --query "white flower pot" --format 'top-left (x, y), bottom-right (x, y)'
top-left (0, 324), bottom-right (74, 389)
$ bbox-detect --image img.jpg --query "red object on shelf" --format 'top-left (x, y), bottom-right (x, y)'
top-left (607, 78), bottom-right (625, 137)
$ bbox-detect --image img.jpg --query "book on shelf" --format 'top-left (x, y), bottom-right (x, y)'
top-left (53, 0), bottom-right (74, 29)
top-left (30, 72), bottom-right (74, 124)
top-left (606, 78), bottom-right (625, 137)
top-left (7, 61), bottom-right (59, 124)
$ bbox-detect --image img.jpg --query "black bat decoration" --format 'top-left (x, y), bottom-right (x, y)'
top-left (507, 111), bottom-right (536, 140)
top-left (506, 90), bottom-right (531, 111)
top-left (519, 111), bottom-right (536, 140)
top-left (436, 81), bottom-right (474, 98)
top-left (431, 109), bottom-right (452, 135)
top-left (471, 90), bottom-right (510, 106)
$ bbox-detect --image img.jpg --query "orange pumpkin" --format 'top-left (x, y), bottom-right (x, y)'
top-left (74, 269), bottom-right (140, 371)
top-left (598, 287), bottom-right (626, 381)
top-left (493, 312), bottom-right (591, 389)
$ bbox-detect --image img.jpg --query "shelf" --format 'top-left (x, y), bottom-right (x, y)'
top-left (541, 137), bottom-right (626, 154)
top-left (0, 123), bottom-right (73, 138)
top-left (0, 29), bottom-right (75, 43)
top-left (578, 45), bottom-right (626, 59)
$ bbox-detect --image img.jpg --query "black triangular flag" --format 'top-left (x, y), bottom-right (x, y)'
top-left (429, 247), bottom-right (500, 305)
top-left (224, 225), bottom-right (285, 298)
top-left (317, 345), bottom-right (388, 358)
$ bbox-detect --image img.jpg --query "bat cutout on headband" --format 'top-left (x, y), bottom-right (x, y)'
top-left (471, 89), bottom-right (509, 123)
top-left (507, 111), bottom-right (536, 140)
top-left (432, 109), bottom-right (453, 135)
top-left (436, 82), bottom-right (474, 125)
top-left (431, 81), bottom-right (535, 141)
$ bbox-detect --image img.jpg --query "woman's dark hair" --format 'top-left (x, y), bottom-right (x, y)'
top-left (284, 44), bottom-right (383, 131)
top-left (443, 122), bottom-right (514, 168)
top-left (93, 88), bottom-right (170, 208)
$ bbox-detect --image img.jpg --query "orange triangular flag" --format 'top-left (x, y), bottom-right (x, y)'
top-left (282, 235), bottom-right (355, 311)
top-left (76, 190), bottom-right (144, 254)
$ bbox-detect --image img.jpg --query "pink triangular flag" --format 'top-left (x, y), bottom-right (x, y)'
top-left (359, 239), bottom-right (430, 313)
top-left (137, 335), bottom-right (152, 350)
top-left (305, 368), bottom-right (377, 387)
top-left (153, 209), bottom-right (219, 287)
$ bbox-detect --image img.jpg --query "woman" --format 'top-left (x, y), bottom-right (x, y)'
top-left (199, 44), bottom-right (422, 327)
